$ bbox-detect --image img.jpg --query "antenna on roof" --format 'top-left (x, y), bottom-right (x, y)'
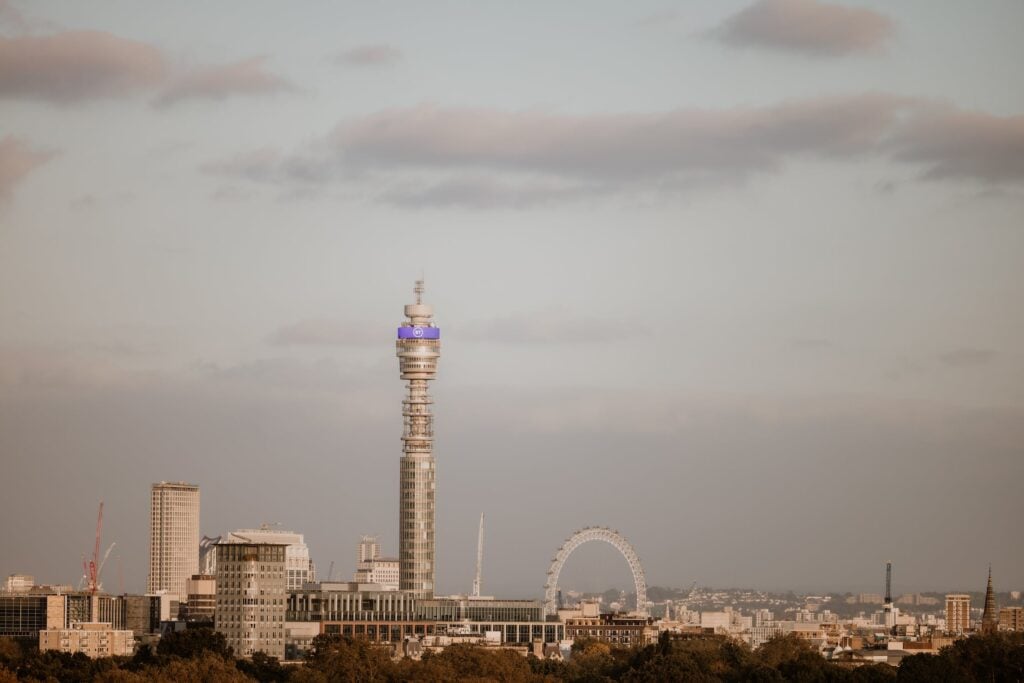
top-left (414, 278), bottom-right (424, 305)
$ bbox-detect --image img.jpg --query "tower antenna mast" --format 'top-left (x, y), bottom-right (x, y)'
top-left (473, 513), bottom-right (485, 597)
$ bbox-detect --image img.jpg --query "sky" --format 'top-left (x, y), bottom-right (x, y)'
top-left (1, 0), bottom-right (1023, 599)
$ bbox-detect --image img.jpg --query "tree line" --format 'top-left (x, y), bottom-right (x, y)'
top-left (1, 628), bottom-right (1022, 681)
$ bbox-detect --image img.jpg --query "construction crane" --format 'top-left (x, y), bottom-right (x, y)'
top-left (472, 513), bottom-right (484, 597)
top-left (97, 542), bottom-right (116, 590)
top-left (80, 501), bottom-right (104, 595)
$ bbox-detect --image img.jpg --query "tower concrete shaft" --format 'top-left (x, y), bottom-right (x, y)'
top-left (396, 280), bottom-right (440, 598)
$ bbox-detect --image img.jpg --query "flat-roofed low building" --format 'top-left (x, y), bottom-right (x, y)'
top-left (288, 580), bottom-right (429, 649)
top-left (565, 613), bottom-right (652, 647)
top-left (286, 584), bottom-right (563, 652)
top-left (39, 621), bottom-right (135, 657)
top-left (354, 536), bottom-right (400, 590)
top-left (2, 592), bottom-right (162, 641)
top-left (699, 611), bottom-right (731, 631)
top-left (3, 574), bottom-right (34, 593)
top-left (354, 557), bottom-right (400, 590)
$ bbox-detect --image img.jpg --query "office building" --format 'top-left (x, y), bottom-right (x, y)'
top-left (354, 558), bottom-right (400, 591)
top-left (226, 526), bottom-right (315, 591)
top-left (122, 594), bottom-right (162, 637)
top-left (214, 540), bottom-right (287, 659)
top-left (354, 535), bottom-right (399, 590)
top-left (396, 280), bottom-right (441, 598)
top-left (183, 575), bottom-right (215, 623)
top-left (945, 594), bottom-right (971, 635)
top-left (286, 582), bottom-right (562, 651)
top-left (0, 594), bottom-right (65, 638)
top-left (148, 481), bottom-right (200, 600)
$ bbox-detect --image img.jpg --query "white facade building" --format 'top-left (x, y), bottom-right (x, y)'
top-left (700, 611), bottom-right (731, 631)
top-left (148, 482), bottom-right (200, 601)
top-left (354, 558), bottom-right (400, 590)
top-left (3, 574), bottom-right (34, 593)
top-left (353, 535), bottom-right (399, 590)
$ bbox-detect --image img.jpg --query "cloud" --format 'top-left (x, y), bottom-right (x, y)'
top-left (712, 0), bottom-right (893, 57)
top-left (889, 108), bottom-right (1024, 184)
top-left (378, 174), bottom-right (601, 209)
top-left (940, 348), bottom-right (996, 368)
top-left (0, 30), bottom-right (294, 107)
top-left (205, 94), bottom-right (1024, 205)
top-left (268, 319), bottom-right (385, 347)
top-left (0, 136), bottom-right (54, 199)
top-left (0, 30), bottom-right (165, 103)
top-left (328, 97), bottom-right (906, 180)
top-left (462, 310), bottom-right (646, 344)
top-left (335, 44), bottom-right (402, 67)
top-left (154, 56), bottom-right (294, 107)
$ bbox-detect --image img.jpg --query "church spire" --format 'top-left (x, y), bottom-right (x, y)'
top-left (982, 565), bottom-right (998, 634)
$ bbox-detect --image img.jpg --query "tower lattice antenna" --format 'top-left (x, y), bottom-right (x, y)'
top-left (414, 278), bottom-right (424, 305)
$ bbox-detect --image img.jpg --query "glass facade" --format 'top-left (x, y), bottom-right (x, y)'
top-left (419, 598), bottom-right (543, 623)
top-left (0, 596), bottom-right (50, 637)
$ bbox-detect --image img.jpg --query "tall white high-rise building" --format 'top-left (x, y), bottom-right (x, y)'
top-left (396, 280), bottom-right (440, 598)
top-left (147, 482), bottom-right (200, 600)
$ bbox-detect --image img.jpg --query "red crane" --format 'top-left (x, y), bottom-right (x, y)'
top-left (86, 501), bottom-right (103, 594)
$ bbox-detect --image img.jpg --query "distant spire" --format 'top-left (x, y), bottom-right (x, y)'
top-left (982, 565), bottom-right (998, 634)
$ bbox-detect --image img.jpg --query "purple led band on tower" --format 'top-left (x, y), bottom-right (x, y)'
top-left (397, 326), bottom-right (440, 339)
